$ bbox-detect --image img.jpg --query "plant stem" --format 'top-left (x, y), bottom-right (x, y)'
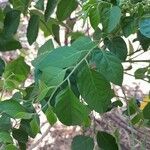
top-left (125, 60), bottom-right (150, 63)
top-left (127, 49), bottom-right (142, 56)
top-left (129, 51), bottom-right (145, 60)
top-left (124, 72), bottom-right (150, 83)
top-left (121, 87), bottom-right (135, 150)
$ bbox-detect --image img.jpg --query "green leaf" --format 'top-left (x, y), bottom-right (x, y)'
top-left (104, 37), bottom-right (128, 61)
top-left (71, 36), bottom-right (95, 51)
top-left (0, 8), bottom-right (4, 22)
top-left (103, 6), bottom-right (121, 33)
top-left (128, 40), bottom-right (134, 55)
top-left (69, 32), bottom-right (85, 42)
top-left (91, 49), bottom-right (123, 85)
top-left (0, 35), bottom-right (22, 51)
top-left (89, 4), bottom-right (101, 29)
top-left (125, 99), bottom-right (139, 116)
top-left (97, 131), bottom-right (118, 150)
top-left (30, 116), bottom-right (40, 136)
top-left (0, 114), bottom-right (11, 131)
top-left (30, 9), bottom-right (45, 17)
top-left (12, 92), bottom-right (23, 101)
top-left (45, 106), bottom-right (57, 125)
top-left (112, 100), bottom-right (123, 107)
top-left (18, 142), bottom-right (26, 150)
top-left (131, 113), bottom-right (143, 125)
top-left (38, 39), bottom-right (54, 55)
top-left (139, 16), bottom-right (150, 38)
top-left (40, 99), bottom-right (49, 112)
top-left (24, 0), bottom-right (32, 13)
top-left (14, 112), bottom-right (33, 120)
top-left (9, 0), bottom-right (31, 13)
top-left (38, 87), bottom-right (51, 101)
top-left (121, 17), bottom-right (137, 37)
top-left (0, 131), bottom-right (13, 143)
top-left (40, 66), bottom-right (66, 86)
top-left (134, 67), bottom-right (148, 79)
top-left (52, 24), bottom-right (60, 44)
top-left (107, 99), bottom-right (123, 111)
top-left (56, 0), bottom-right (78, 21)
top-left (77, 64), bottom-right (112, 113)
top-left (3, 56), bottom-right (30, 90)
top-left (35, 0), bottom-right (44, 11)
top-left (131, 0), bottom-right (142, 4)
top-left (143, 103), bottom-right (150, 119)
top-left (19, 119), bottom-right (35, 138)
top-left (3, 5), bottom-right (12, 13)
top-left (69, 71), bottom-right (80, 98)
top-left (0, 100), bottom-right (32, 119)
top-left (93, 27), bottom-right (102, 42)
top-left (0, 57), bottom-right (5, 76)
top-left (38, 86), bottom-right (52, 102)
top-left (40, 18), bottom-right (52, 37)
top-left (137, 30), bottom-right (150, 51)
top-left (12, 128), bottom-right (28, 143)
top-left (37, 81), bottom-right (54, 102)
top-left (5, 144), bottom-right (17, 150)
top-left (33, 37), bottom-right (96, 70)
top-left (55, 88), bottom-right (89, 126)
top-left (24, 84), bottom-right (39, 102)
top-left (27, 14), bottom-right (39, 45)
top-left (3, 10), bottom-right (21, 38)
top-left (71, 135), bottom-right (94, 150)
top-left (44, 0), bottom-right (57, 21)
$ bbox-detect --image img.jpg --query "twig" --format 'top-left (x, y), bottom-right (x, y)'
top-left (95, 111), bottom-right (150, 149)
top-left (129, 51), bottom-right (145, 60)
top-left (121, 87), bottom-right (136, 150)
top-left (106, 113), bottom-right (150, 148)
top-left (125, 60), bottom-right (150, 63)
top-left (128, 49), bottom-right (142, 57)
top-left (124, 72), bottom-right (150, 84)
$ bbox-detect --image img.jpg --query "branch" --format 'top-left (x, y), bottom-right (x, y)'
top-left (125, 60), bottom-right (150, 63)
top-left (127, 49), bottom-right (142, 56)
top-left (129, 51), bottom-right (145, 60)
top-left (95, 112), bottom-right (150, 149)
top-left (121, 86), bottom-right (136, 150)
top-left (124, 72), bottom-right (150, 84)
